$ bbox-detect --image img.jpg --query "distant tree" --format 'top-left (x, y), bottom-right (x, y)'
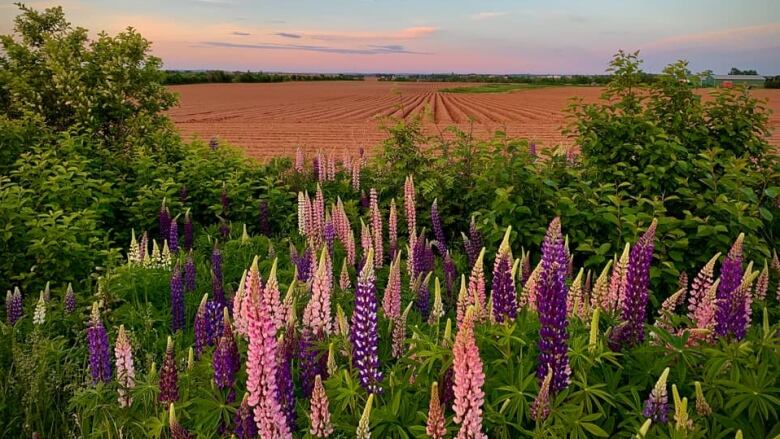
top-left (729, 67), bottom-right (758, 75)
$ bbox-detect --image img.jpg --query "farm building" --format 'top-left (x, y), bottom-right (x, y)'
top-left (703, 74), bottom-right (766, 88)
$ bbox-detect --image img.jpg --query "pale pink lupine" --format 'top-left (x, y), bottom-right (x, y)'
top-left (309, 375), bottom-right (334, 437)
top-left (388, 198), bottom-right (398, 258)
top-left (233, 270), bottom-right (250, 338)
top-left (304, 191), bottom-right (314, 237)
top-left (264, 258), bottom-right (284, 331)
top-left (654, 289), bottom-right (686, 332)
top-left (590, 260), bottom-right (613, 312)
top-left (352, 159), bottom-right (361, 191)
top-left (456, 275), bottom-right (469, 327)
top-left (687, 253), bottom-right (720, 321)
top-left (298, 192), bottom-right (307, 235)
top-left (519, 261), bottom-right (542, 311)
top-left (426, 382), bottom-right (446, 439)
top-left (246, 279), bottom-right (291, 438)
top-left (687, 279), bottom-right (721, 345)
top-left (240, 258), bottom-right (264, 339)
top-left (467, 249), bottom-right (487, 319)
top-left (452, 308), bottom-right (487, 439)
top-left (369, 188), bottom-right (383, 267)
top-left (346, 228), bottom-right (356, 267)
top-left (317, 150), bottom-right (326, 183)
top-left (608, 243), bottom-right (630, 313)
top-left (754, 260), bottom-right (769, 301)
top-left (404, 175), bottom-right (416, 240)
top-left (392, 302), bottom-right (413, 358)
top-left (327, 152), bottom-right (336, 181)
top-left (295, 147), bottom-right (305, 173)
top-left (567, 268), bottom-right (585, 319)
top-left (314, 184), bottom-right (325, 240)
top-left (530, 367), bottom-right (553, 422)
top-left (360, 219), bottom-right (373, 260)
top-left (383, 253), bottom-right (402, 319)
top-left (115, 325), bottom-right (135, 407)
top-left (339, 258), bottom-right (351, 291)
top-left (303, 249), bottom-right (333, 336)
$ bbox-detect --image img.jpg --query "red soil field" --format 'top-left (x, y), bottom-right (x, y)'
top-left (167, 80), bottom-right (780, 159)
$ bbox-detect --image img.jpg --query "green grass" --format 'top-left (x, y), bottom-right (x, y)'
top-left (439, 83), bottom-right (551, 93)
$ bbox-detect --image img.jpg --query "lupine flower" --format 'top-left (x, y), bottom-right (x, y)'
top-left (64, 283), bottom-right (76, 314)
top-left (715, 234), bottom-right (745, 338)
top-left (590, 260), bottom-right (613, 312)
top-left (426, 382), bottom-right (446, 439)
top-left (536, 218), bottom-right (571, 394)
top-left (304, 249), bottom-right (334, 336)
top-left (466, 217), bottom-right (483, 268)
top-left (643, 367), bottom-right (670, 424)
top-left (205, 299), bottom-right (224, 347)
top-left (317, 151), bottom-right (326, 182)
top-left (169, 215), bottom-right (179, 253)
top-left (383, 253), bottom-right (402, 319)
top-left (456, 275), bottom-right (469, 327)
top-left (299, 329), bottom-right (326, 397)
top-left (351, 249), bottom-right (383, 394)
top-left (583, 269), bottom-right (592, 300)
top-left (183, 210), bottom-right (193, 251)
top-left (689, 279), bottom-right (720, 345)
top-left (314, 184), bottom-right (325, 239)
top-left (369, 188), bottom-right (384, 267)
top-left (159, 199), bottom-right (171, 242)
top-left (654, 288), bottom-right (685, 333)
top-left (169, 404), bottom-right (194, 439)
top-left (492, 227), bottom-right (517, 323)
top-left (179, 184), bottom-right (188, 203)
top-left (431, 199), bottom-right (447, 253)
top-left (388, 198), bottom-right (398, 259)
top-left (392, 302), bottom-right (413, 358)
top-left (430, 277), bottom-right (445, 324)
top-left (339, 258), bottom-right (351, 291)
top-left (326, 342), bottom-right (338, 376)
top-left (444, 251), bottom-right (457, 307)
top-left (309, 375), bottom-right (334, 437)
top-left (414, 273), bottom-right (431, 321)
top-left (615, 219), bottom-right (657, 348)
top-left (754, 260), bottom-right (769, 301)
top-left (218, 218), bottom-right (230, 240)
top-left (452, 307), bottom-right (487, 439)
top-left (258, 200), bottom-right (271, 237)
top-left (671, 384), bottom-right (692, 432)
top-left (729, 266), bottom-right (758, 340)
top-left (529, 141), bottom-right (537, 157)
top-left (298, 192), bottom-right (307, 235)
top-left (352, 159), bottom-right (361, 191)
top-left (139, 231), bottom-right (149, 264)
top-left (88, 303), bottom-right (112, 384)
top-left (324, 217), bottom-right (335, 257)
top-left (356, 394), bottom-right (374, 439)
top-left (162, 240), bottom-right (173, 267)
top-left (246, 272), bottom-right (291, 439)
top-left (467, 248), bottom-right (487, 319)
top-left (159, 336), bottom-right (179, 404)
top-left (211, 244), bottom-right (226, 305)
top-left (262, 258), bottom-right (285, 331)
top-left (214, 308), bottom-right (240, 399)
top-left (521, 250), bottom-right (531, 286)
top-left (33, 292), bottom-right (46, 325)
top-left (277, 326), bottom-right (297, 432)
top-left (295, 147), bottom-right (305, 173)
top-left (567, 267), bottom-right (585, 319)
top-left (128, 229), bottom-right (141, 264)
top-left (115, 325), bottom-right (135, 407)
top-left (609, 243), bottom-right (631, 313)
top-left (171, 265), bottom-right (185, 332)
top-left (687, 253), bottom-right (720, 320)
top-left (694, 381), bottom-right (711, 416)
top-left (234, 393), bottom-right (258, 439)
top-left (194, 294), bottom-right (209, 358)
top-left (530, 367), bottom-right (553, 422)
top-left (404, 175), bottom-right (416, 238)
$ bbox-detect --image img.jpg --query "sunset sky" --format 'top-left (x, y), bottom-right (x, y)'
top-left (2, 0), bottom-right (779, 74)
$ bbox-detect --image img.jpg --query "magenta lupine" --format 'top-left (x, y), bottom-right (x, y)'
top-left (687, 253), bottom-right (720, 321)
top-left (159, 336), bottom-right (179, 404)
top-left (87, 303), bottom-right (112, 384)
top-left (643, 368), bottom-right (670, 424)
top-left (304, 249), bottom-right (334, 336)
top-left (309, 375), bottom-right (334, 437)
top-left (615, 219), bottom-right (657, 348)
top-left (370, 188), bottom-right (383, 267)
top-left (259, 200), bottom-right (271, 237)
top-left (115, 325), bottom-right (135, 407)
top-left (64, 283), bottom-right (76, 314)
top-left (246, 273), bottom-right (291, 438)
top-left (159, 199), bottom-right (171, 242)
top-left (536, 218), bottom-right (571, 394)
top-left (492, 227), bottom-right (517, 323)
top-left (404, 175), bottom-right (416, 238)
top-left (715, 234), bottom-right (745, 339)
top-left (452, 308), bottom-right (487, 439)
top-left (5, 288), bottom-right (22, 325)
top-left (530, 367), bottom-right (553, 422)
top-left (295, 147), bottom-right (305, 173)
top-left (382, 253), bottom-right (402, 319)
top-left (389, 198), bottom-right (398, 259)
top-left (234, 393), bottom-right (258, 438)
top-left (431, 199), bottom-right (447, 254)
top-left (194, 294), bottom-right (209, 358)
top-left (169, 215), bottom-right (179, 253)
top-left (171, 265), bottom-right (185, 332)
top-left (213, 308), bottom-right (239, 401)
top-left (351, 249), bottom-right (383, 394)
top-left (426, 382), bottom-right (446, 439)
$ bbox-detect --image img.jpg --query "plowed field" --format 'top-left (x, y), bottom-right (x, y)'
top-left (167, 80), bottom-right (780, 159)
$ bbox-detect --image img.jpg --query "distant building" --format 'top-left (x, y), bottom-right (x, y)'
top-left (705, 74), bottom-right (766, 88)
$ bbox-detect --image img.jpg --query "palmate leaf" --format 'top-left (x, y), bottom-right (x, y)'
top-left (718, 362), bottom-right (780, 422)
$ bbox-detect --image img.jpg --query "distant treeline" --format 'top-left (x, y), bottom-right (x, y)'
top-left (163, 70), bottom-right (364, 85)
top-left (376, 73), bottom-right (618, 85)
top-left (765, 76), bottom-right (780, 89)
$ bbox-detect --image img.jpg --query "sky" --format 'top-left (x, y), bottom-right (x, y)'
top-left (2, 0), bottom-right (779, 74)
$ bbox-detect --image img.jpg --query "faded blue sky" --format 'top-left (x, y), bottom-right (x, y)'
top-left (2, 0), bottom-right (779, 74)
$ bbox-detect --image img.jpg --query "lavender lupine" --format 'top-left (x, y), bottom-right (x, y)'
top-left (5, 288), bottom-right (22, 325)
top-left (213, 308), bottom-right (239, 401)
top-left (115, 325), bottom-right (135, 407)
top-left (170, 265), bottom-right (185, 332)
top-left (388, 198), bottom-right (398, 259)
top-left (169, 215), bottom-right (179, 253)
top-left (492, 227), bottom-right (517, 323)
top-left (88, 303), bottom-right (112, 384)
top-left (351, 249), bottom-right (383, 394)
top-left (159, 199), bottom-right (171, 242)
top-left (535, 218), bottom-right (571, 394)
top-left (643, 367), bottom-right (670, 424)
top-left (452, 307), bottom-right (487, 439)
top-left (614, 219), bottom-right (657, 348)
top-left (715, 234), bottom-right (745, 338)
top-left (64, 283), bottom-right (76, 314)
top-left (159, 336), bottom-right (179, 404)
top-left (431, 199), bottom-right (447, 253)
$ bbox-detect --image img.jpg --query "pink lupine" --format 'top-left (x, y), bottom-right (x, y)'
top-left (530, 367), bottom-right (553, 422)
top-left (689, 279), bottom-right (720, 344)
top-left (388, 198), bottom-right (398, 259)
top-left (687, 253), bottom-right (720, 321)
top-left (303, 249), bottom-right (333, 336)
top-left (754, 260), bottom-right (769, 301)
top-left (590, 260), bottom-right (613, 312)
top-left (115, 325), bottom-right (135, 407)
top-left (654, 288), bottom-right (686, 332)
top-left (369, 188), bottom-right (383, 267)
top-left (392, 302), bottom-right (412, 358)
top-left (351, 159), bottom-right (361, 191)
top-left (339, 258), bottom-right (351, 291)
top-left (360, 219), bottom-right (373, 266)
top-left (246, 275), bottom-right (291, 438)
top-left (519, 261), bottom-right (541, 311)
top-left (383, 253), bottom-right (402, 319)
top-left (426, 382), bottom-right (446, 439)
top-left (327, 152), bottom-right (336, 181)
top-left (608, 243), bottom-right (630, 313)
top-left (232, 270), bottom-right (249, 338)
top-left (452, 308), bottom-right (486, 439)
top-left (317, 151), bottom-right (326, 183)
top-left (263, 258), bottom-right (284, 331)
top-left (404, 175), bottom-right (417, 239)
top-left (295, 147), bottom-right (305, 173)
top-left (314, 184), bottom-right (325, 240)
top-left (309, 375), bottom-right (334, 438)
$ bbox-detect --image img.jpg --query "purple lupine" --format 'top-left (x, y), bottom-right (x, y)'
top-left (5, 289), bottom-right (23, 325)
top-left (183, 210), bottom-right (193, 251)
top-left (492, 227), bottom-right (517, 323)
top-left (431, 199), bottom-right (447, 254)
top-left (614, 220), bottom-right (657, 349)
top-left (416, 273), bottom-right (431, 321)
top-left (87, 303), bottom-right (112, 384)
top-left (194, 295), bottom-right (208, 359)
top-left (179, 185), bottom-right (188, 203)
top-left (169, 216), bottom-right (179, 253)
top-left (350, 249), bottom-right (383, 394)
top-left (299, 330), bottom-right (326, 397)
top-left (444, 251), bottom-right (457, 309)
top-left (295, 247), bottom-right (313, 282)
top-left (529, 142), bottom-right (537, 157)
top-left (211, 245), bottom-right (225, 306)
top-left (218, 218), bottom-right (230, 240)
top-left (360, 190), bottom-right (370, 210)
top-left (159, 336), bottom-right (179, 404)
top-left (213, 308), bottom-right (239, 402)
top-left (715, 234), bottom-right (745, 339)
top-left (536, 218), bottom-right (570, 394)
top-left (312, 156), bottom-right (320, 180)
top-left (439, 366), bottom-right (455, 409)
top-left (206, 300), bottom-right (225, 346)
top-left (159, 200), bottom-right (171, 243)
top-left (64, 284), bottom-right (76, 314)
top-left (259, 200), bottom-right (271, 237)
top-left (463, 217), bottom-right (482, 268)
top-left (643, 368), bottom-right (670, 424)
top-left (277, 325), bottom-right (297, 432)
top-left (324, 219), bottom-right (336, 258)
top-left (184, 252), bottom-right (196, 292)
top-left (171, 265), bottom-right (185, 332)
top-left (234, 393), bottom-right (258, 439)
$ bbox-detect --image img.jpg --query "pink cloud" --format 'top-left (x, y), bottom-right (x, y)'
top-left (643, 23), bottom-right (780, 51)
